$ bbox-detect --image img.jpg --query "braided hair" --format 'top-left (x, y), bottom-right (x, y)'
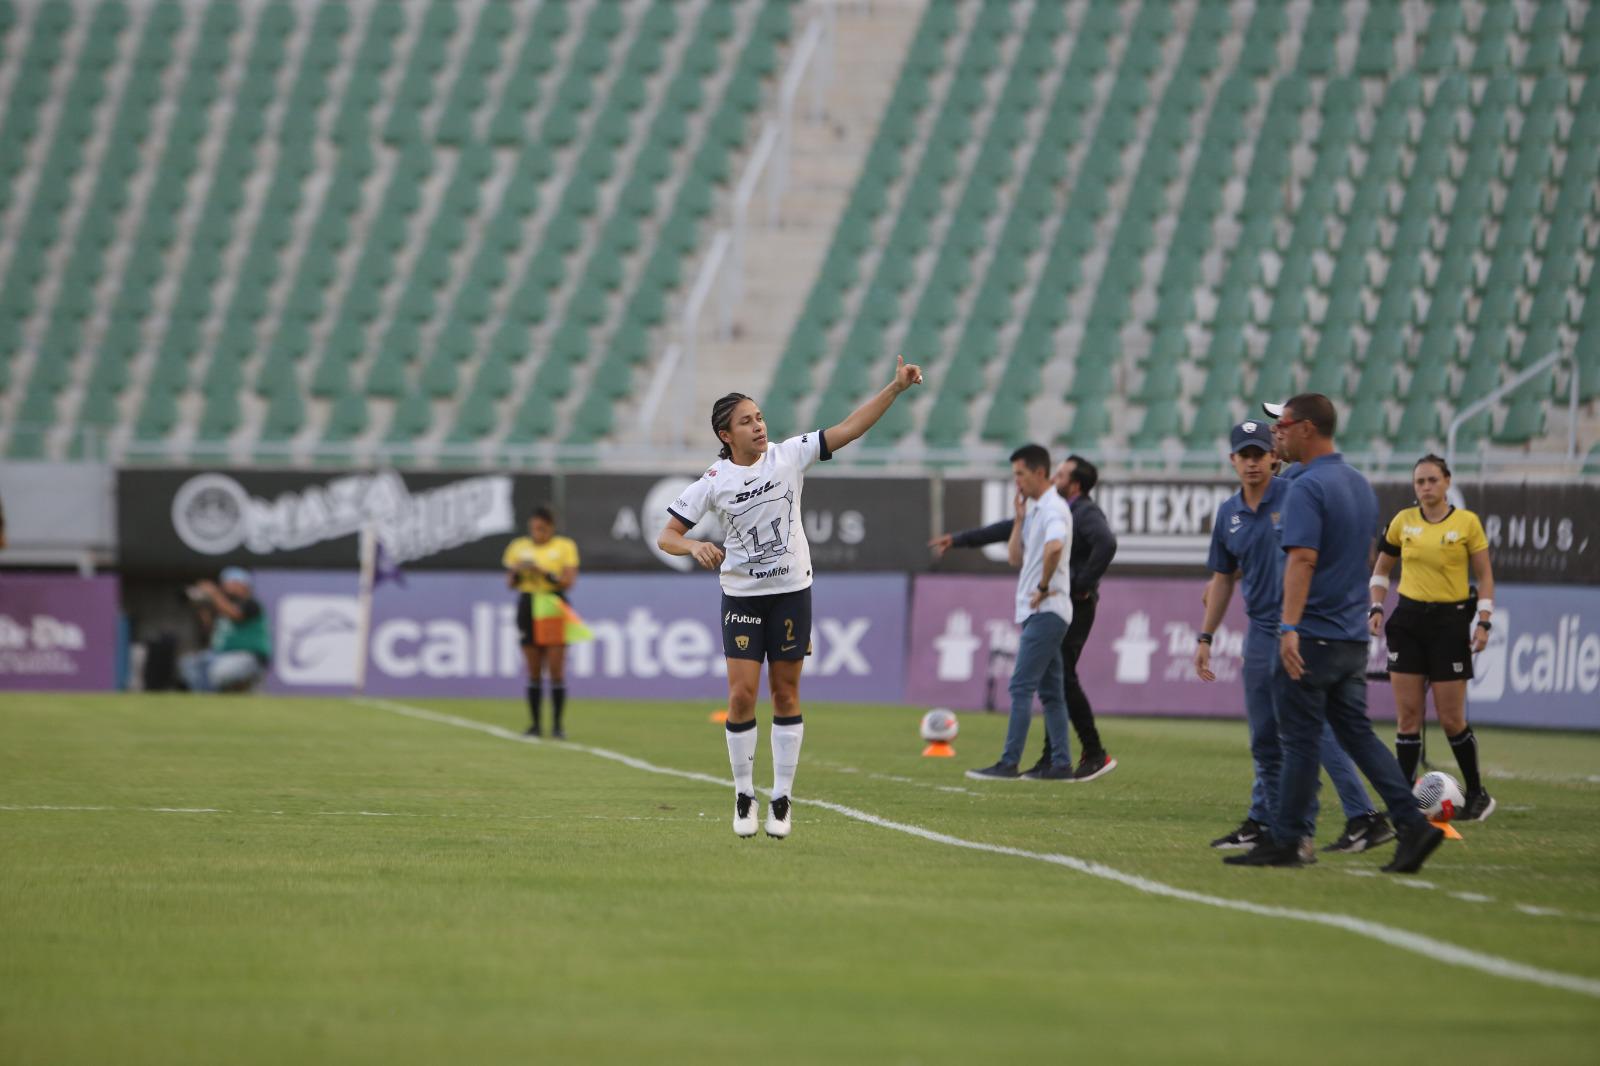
top-left (710, 392), bottom-right (752, 460)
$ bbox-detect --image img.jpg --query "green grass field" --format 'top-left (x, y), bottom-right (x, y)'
top-left (2, 693), bottom-right (1598, 1064)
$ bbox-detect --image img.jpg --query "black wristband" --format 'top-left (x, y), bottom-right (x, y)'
top-left (1369, 605), bottom-right (1384, 615)
top-left (1197, 633), bottom-right (1213, 645)
top-left (1037, 584), bottom-right (1050, 593)
top-left (1476, 620), bottom-right (1492, 631)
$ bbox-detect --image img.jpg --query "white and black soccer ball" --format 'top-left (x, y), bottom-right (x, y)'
top-left (920, 708), bottom-right (958, 742)
top-left (1413, 770), bottom-right (1466, 821)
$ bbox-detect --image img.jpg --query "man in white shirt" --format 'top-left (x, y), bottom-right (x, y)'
top-left (967, 444), bottom-right (1076, 781)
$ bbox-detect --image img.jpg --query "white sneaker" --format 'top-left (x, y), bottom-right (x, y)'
top-left (733, 792), bottom-right (758, 837)
top-left (765, 795), bottom-right (792, 839)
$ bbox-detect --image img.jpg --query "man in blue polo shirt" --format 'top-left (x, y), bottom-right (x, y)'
top-left (1196, 421), bottom-right (1390, 854)
top-left (1226, 394), bottom-right (1443, 874)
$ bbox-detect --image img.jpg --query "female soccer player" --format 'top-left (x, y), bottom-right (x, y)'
top-left (503, 506), bottom-right (581, 738)
top-left (657, 356), bottom-right (924, 838)
top-left (1368, 454), bottom-right (1498, 820)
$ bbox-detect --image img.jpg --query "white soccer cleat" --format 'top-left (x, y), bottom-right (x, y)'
top-left (733, 792), bottom-right (758, 837)
top-left (765, 795), bottom-right (792, 839)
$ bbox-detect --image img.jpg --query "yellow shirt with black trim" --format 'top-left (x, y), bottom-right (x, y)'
top-left (1381, 506), bottom-right (1488, 603)
top-left (502, 535), bottom-right (580, 595)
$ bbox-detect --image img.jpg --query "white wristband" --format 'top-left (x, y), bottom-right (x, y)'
top-left (1476, 599), bottom-right (1493, 616)
top-left (1368, 575), bottom-right (1390, 591)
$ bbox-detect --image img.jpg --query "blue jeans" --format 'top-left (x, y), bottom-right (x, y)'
top-left (180, 650), bottom-right (265, 693)
top-left (1001, 612), bottom-right (1072, 767)
top-left (1243, 627), bottom-right (1373, 824)
top-left (1273, 638), bottom-right (1426, 845)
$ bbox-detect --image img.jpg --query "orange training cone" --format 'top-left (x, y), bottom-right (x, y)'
top-left (922, 740), bottom-right (956, 757)
top-left (709, 709), bottom-right (729, 724)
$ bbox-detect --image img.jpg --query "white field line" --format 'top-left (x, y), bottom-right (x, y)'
top-left (354, 698), bottom-right (1600, 1001)
top-left (0, 804), bottom-right (688, 823)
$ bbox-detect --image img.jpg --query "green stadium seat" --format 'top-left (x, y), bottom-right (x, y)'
top-left (1469, 3), bottom-right (1516, 72)
top-left (386, 388), bottom-right (434, 443)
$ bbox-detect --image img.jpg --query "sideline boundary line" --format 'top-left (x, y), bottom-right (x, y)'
top-left (354, 697), bottom-right (1600, 1001)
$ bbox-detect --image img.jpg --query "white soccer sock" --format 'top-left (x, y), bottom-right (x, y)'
top-left (770, 715), bottom-right (804, 800)
top-left (726, 720), bottom-right (757, 795)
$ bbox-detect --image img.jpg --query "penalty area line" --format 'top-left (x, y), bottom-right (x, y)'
top-left (352, 697), bottom-right (1600, 1001)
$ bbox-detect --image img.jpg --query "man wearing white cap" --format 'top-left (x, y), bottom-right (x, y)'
top-left (180, 567), bottom-right (272, 692)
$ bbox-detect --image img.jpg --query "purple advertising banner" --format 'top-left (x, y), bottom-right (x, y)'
top-left (906, 575), bottom-right (1399, 721)
top-left (0, 574), bottom-right (119, 691)
top-left (255, 571), bottom-right (908, 703)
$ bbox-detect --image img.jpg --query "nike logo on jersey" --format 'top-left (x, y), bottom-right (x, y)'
top-left (744, 476), bottom-right (761, 485)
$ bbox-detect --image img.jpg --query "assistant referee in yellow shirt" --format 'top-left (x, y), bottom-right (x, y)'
top-left (1368, 454), bottom-right (1497, 821)
top-left (502, 506), bottom-right (581, 738)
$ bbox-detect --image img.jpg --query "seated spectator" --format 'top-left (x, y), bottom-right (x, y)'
top-left (179, 567), bottom-right (271, 693)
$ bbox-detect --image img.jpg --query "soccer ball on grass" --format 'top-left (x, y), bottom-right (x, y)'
top-left (1413, 770), bottom-right (1465, 821)
top-left (920, 709), bottom-right (958, 743)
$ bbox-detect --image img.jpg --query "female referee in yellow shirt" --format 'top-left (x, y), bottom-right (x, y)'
top-left (1368, 455), bottom-right (1497, 820)
top-left (503, 506), bottom-right (580, 738)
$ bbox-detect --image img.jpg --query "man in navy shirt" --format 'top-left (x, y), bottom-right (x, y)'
top-left (1196, 422), bottom-right (1390, 854)
top-left (1226, 394), bottom-right (1443, 874)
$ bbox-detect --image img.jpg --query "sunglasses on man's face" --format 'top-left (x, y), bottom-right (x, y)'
top-left (1274, 416), bottom-right (1303, 431)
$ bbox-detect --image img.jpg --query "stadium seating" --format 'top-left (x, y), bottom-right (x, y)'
top-left (0, 0), bottom-right (1595, 469)
top-left (769, 0), bottom-right (1600, 465)
top-left (1, 0), bottom-right (791, 460)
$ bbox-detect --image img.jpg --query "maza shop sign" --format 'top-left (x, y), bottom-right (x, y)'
top-left (118, 468), bottom-right (544, 571)
top-left (257, 571), bottom-right (908, 702)
top-left (170, 470), bottom-right (514, 561)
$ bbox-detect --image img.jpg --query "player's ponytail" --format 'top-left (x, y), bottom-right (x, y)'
top-left (711, 392), bottom-right (750, 460)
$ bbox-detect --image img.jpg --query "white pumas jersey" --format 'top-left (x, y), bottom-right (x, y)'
top-left (668, 430), bottom-right (831, 597)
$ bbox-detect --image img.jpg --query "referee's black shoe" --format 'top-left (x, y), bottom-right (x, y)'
top-left (1381, 821), bottom-right (1446, 874)
top-left (1223, 837), bottom-right (1316, 867)
top-left (1458, 788), bottom-right (1496, 822)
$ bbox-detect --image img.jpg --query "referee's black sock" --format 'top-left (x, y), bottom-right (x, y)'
top-left (551, 684), bottom-right (566, 733)
top-left (1395, 732), bottom-right (1423, 783)
top-left (1447, 726), bottom-right (1483, 794)
top-left (526, 683), bottom-right (543, 733)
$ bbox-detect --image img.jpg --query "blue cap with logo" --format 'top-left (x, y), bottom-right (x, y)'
top-left (1230, 420), bottom-right (1274, 453)
top-left (219, 566), bottom-right (254, 588)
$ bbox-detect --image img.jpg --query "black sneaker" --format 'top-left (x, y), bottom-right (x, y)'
top-left (551, 728), bottom-right (566, 740)
top-left (524, 725), bottom-right (542, 738)
top-left (1321, 812), bottom-right (1396, 853)
top-left (1037, 762), bottom-right (1077, 781)
top-left (1381, 820), bottom-right (1445, 874)
top-left (1019, 756), bottom-right (1052, 780)
top-left (1223, 837), bottom-right (1316, 867)
top-left (1458, 788), bottom-right (1496, 822)
top-left (964, 761), bottom-right (1022, 781)
top-left (1072, 751), bottom-right (1119, 782)
top-left (1211, 818), bottom-right (1267, 850)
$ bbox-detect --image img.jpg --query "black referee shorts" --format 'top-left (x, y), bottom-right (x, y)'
top-left (1384, 595), bottom-right (1476, 682)
top-left (721, 588), bottom-right (812, 663)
